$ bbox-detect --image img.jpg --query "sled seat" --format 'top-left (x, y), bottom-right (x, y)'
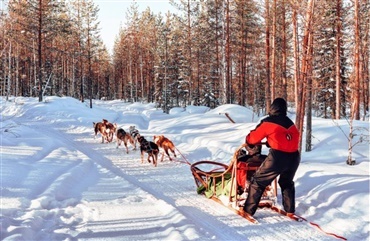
top-left (191, 160), bottom-right (231, 197)
top-left (191, 144), bottom-right (277, 206)
top-left (236, 154), bottom-right (266, 191)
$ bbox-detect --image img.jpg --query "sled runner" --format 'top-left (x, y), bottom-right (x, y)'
top-left (190, 144), bottom-right (348, 240)
top-left (190, 143), bottom-right (280, 222)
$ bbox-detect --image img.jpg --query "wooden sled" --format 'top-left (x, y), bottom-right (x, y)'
top-left (190, 143), bottom-right (278, 212)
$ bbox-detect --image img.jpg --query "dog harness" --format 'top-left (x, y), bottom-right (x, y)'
top-left (143, 141), bottom-right (154, 153)
top-left (130, 129), bottom-right (139, 138)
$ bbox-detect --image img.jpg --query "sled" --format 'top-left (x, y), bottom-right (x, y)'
top-left (190, 143), bottom-right (278, 222)
top-left (191, 144), bottom-right (348, 239)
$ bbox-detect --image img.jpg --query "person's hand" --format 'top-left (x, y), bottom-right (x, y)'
top-left (245, 134), bottom-right (255, 148)
top-left (246, 142), bottom-right (255, 149)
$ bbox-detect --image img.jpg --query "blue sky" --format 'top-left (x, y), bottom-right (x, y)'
top-left (1, 0), bottom-right (174, 55)
top-left (94, 0), bottom-right (175, 54)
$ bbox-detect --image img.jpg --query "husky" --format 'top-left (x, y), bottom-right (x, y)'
top-left (129, 125), bottom-right (140, 150)
top-left (116, 128), bottom-right (135, 154)
top-left (137, 136), bottom-right (159, 167)
top-left (153, 135), bottom-right (177, 161)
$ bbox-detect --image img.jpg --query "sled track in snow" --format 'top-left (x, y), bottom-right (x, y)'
top-left (107, 154), bottom-right (334, 241)
top-left (28, 117), bottom-right (337, 241)
top-left (73, 132), bottom-right (335, 240)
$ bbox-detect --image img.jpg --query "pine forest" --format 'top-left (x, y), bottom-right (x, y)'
top-left (1, 0), bottom-right (369, 152)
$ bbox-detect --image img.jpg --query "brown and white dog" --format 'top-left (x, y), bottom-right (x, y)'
top-left (116, 128), bottom-right (135, 154)
top-left (138, 136), bottom-right (159, 167)
top-left (93, 119), bottom-right (117, 143)
top-left (129, 126), bottom-right (140, 150)
top-left (153, 135), bottom-right (177, 162)
top-left (105, 122), bottom-right (117, 142)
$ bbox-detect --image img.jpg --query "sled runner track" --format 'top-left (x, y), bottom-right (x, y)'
top-left (210, 196), bottom-right (258, 223)
top-left (106, 152), bottom-right (337, 241)
top-left (77, 127), bottom-right (344, 239)
top-left (75, 129), bottom-right (336, 241)
top-left (34, 119), bottom-right (342, 241)
top-left (33, 122), bottom-right (248, 240)
top-left (16, 120), bottom-right (97, 200)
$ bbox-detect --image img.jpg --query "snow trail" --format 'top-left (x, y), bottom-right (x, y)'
top-left (2, 97), bottom-right (364, 240)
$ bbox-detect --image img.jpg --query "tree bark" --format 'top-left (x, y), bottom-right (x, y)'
top-left (296, 0), bottom-right (315, 152)
top-left (265, 0), bottom-right (271, 112)
top-left (271, 0), bottom-right (276, 101)
top-left (335, 0), bottom-right (342, 119)
top-left (291, 2), bottom-right (300, 109)
top-left (352, 0), bottom-right (361, 120)
top-left (38, 0), bottom-right (43, 102)
top-left (282, 0), bottom-right (288, 100)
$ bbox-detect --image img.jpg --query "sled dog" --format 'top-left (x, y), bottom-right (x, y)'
top-left (153, 135), bottom-right (177, 161)
top-left (116, 128), bottom-right (135, 154)
top-left (105, 122), bottom-right (117, 143)
top-left (129, 125), bottom-right (140, 149)
top-left (138, 136), bottom-right (159, 167)
top-left (93, 119), bottom-right (117, 143)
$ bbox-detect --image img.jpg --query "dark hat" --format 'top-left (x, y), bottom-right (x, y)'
top-left (269, 98), bottom-right (287, 116)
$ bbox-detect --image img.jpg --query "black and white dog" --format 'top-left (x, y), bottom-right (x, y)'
top-left (129, 126), bottom-right (140, 150)
top-left (137, 136), bottom-right (159, 167)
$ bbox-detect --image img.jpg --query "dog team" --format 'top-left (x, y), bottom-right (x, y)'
top-left (93, 119), bottom-right (177, 167)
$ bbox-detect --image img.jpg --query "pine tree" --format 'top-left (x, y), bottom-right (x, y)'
top-left (170, 0), bottom-right (201, 106)
top-left (313, 0), bottom-right (341, 119)
top-left (8, 0), bottom-right (71, 102)
top-left (69, 0), bottom-right (101, 107)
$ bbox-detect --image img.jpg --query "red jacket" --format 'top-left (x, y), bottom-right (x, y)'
top-left (246, 115), bottom-right (299, 153)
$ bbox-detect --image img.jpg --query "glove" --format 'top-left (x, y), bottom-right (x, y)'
top-left (246, 140), bottom-right (255, 149)
top-left (247, 143), bottom-right (255, 148)
top-left (245, 134), bottom-right (255, 148)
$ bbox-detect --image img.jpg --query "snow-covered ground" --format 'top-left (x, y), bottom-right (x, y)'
top-left (1, 96), bottom-right (369, 241)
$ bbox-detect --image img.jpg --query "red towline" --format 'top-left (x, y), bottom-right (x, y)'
top-left (182, 144), bottom-right (347, 240)
top-left (254, 204), bottom-right (347, 240)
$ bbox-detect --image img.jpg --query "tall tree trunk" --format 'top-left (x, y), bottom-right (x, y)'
top-left (38, 0), bottom-right (43, 102)
top-left (220, 0), bottom-right (227, 105)
top-left (265, 0), bottom-right (271, 112)
top-left (292, 2), bottom-right (299, 109)
top-left (296, 0), bottom-right (315, 152)
top-left (364, 8), bottom-right (370, 118)
top-left (79, 39), bottom-right (84, 103)
top-left (335, 0), bottom-right (342, 119)
top-left (271, 0), bottom-right (276, 101)
top-left (282, 0), bottom-right (288, 100)
top-left (226, 0), bottom-right (231, 103)
top-left (7, 40), bottom-right (11, 101)
top-left (88, 24), bottom-right (92, 109)
top-left (187, 0), bottom-right (193, 104)
top-left (305, 28), bottom-right (314, 152)
top-left (352, 0), bottom-right (361, 120)
top-left (215, 0), bottom-right (222, 105)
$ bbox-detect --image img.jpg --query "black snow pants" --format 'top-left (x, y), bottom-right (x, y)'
top-left (243, 149), bottom-right (300, 215)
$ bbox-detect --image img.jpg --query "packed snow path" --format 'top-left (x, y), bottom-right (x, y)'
top-left (39, 117), bottom-right (335, 240)
top-left (2, 97), bottom-right (363, 240)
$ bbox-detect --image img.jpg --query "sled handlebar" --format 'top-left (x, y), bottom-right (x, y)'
top-left (245, 141), bottom-right (268, 147)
